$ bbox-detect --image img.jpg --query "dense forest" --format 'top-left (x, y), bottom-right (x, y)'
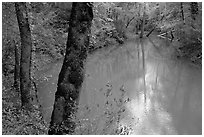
top-left (2, 2), bottom-right (202, 135)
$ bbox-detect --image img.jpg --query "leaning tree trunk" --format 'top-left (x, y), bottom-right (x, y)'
top-left (48, 2), bottom-right (93, 135)
top-left (15, 2), bottom-right (33, 110)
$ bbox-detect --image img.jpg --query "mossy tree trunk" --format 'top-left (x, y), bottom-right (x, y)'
top-left (15, 2), bottom-right (33, 110)
top-left (48, 2), bottom-right (93, 135)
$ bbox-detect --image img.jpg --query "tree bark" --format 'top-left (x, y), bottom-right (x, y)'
top-left (48, 2), bottom-right (93, 135)
top-left (14, 40), bottom-right (20, 92)
top-left (136, 3), bottom-right (141, 34)
top-left (15, 2), bottom-right (33, 110)
top-left (140, 3), bottom-right (146, 38)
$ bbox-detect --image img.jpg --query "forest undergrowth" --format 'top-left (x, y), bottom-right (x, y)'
top-left (2, 74), bottom-right (49, 134)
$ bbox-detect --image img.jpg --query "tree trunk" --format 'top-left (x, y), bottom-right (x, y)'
top-left (180, 2), bottom-right (185, 24)
top-left (135, 20), bottom-right (139, 34)
top-left (14, 40), bottom-right (20, 92)
top-left (48, 2), bottom-right (93, 135)
top-left (190, 2), bottom-right (198, 20)
top-left (15, 2), bottom-right (33, 110)
top-left (140, 3), bottom-right (146, 38)
top-left (136, 3), bottom-right (141, 34)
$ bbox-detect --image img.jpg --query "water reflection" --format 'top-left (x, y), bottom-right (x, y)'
top-left (76, 38), bottom-right (201, 135)
top-left (36, 61), bottom-right (63, 123)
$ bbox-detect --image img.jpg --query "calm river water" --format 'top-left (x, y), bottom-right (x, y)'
top-left (37, 36), bottom-right (202, 135)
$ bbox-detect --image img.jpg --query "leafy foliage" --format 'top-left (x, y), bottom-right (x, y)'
top-left (2, 3), bottom-right (20, 76)
top-left (174, 3), bottom-right (201, 64)
top-left (2, 2), bottom-right (202, 135)
top-left (2, 105), bottom-right (48, 135)
top-left (2, 74), bottom-right (48, 135)
top-left (141, 2), bottom-right (202, 65)
top-left (29, 3), bottom-right (68, 71)
top-left (89, 3), bottom-right (127, 52)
